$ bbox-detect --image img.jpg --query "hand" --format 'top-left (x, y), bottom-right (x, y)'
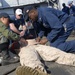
top-left (36, 37), bottom-right (41, 42)
top-left (23, 25), bottom-right (27, 31)
top-left (20, 31), bottom-right (25, 37)
top-left (19, 38), bottom-right (28, 47)
top-left (39, 38), bottom-right (48, 45)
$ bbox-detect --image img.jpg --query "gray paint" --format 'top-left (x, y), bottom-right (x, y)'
top-left (0, 0), bottom-right (46, 8)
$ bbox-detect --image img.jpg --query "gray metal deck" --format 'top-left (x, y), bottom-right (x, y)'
top-left (0, 61), bottom-right (75, 75)
top-left (45, 62), bottom-right (75, 75)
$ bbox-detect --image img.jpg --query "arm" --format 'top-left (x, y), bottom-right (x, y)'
top-left (9, 23), bottom-right (20, 34)
top-left (23, 25), bottom-right (27, 31)
top-left (0, 23), bottom-right (20, 41)
top-left (38, 31), bottom-right (44, 38)
top-left (20, 25), bottom-right (27, 37)
top-left (44, 12), bottom-right (63, 42)
top-left (70, 6), bottom-right (75, 16)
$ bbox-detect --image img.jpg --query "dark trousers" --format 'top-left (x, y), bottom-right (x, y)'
top-left (0, 43), bottom-right (9, 52)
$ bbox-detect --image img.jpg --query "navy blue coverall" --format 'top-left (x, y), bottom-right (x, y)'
top-left (62, 6), bottom-right (70, 15)
top-left (34, 7), bottom-right (75, 53)
top-left (70, 5), bottom-right (75, 16)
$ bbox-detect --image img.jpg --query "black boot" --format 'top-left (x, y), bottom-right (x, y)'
top-left (1, 50), bottom-right (19, 66)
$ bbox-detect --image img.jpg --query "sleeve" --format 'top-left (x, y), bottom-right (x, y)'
top-left (70, 6), bottom-right (75, 16)
top-left (44, 12), bottom-right (63, 42)
top-left (38, 31), bottom-right (44, 38)
top-left (70, 8), bottom-right (74, 15)
top-left (10, 16), bottom-right (15, 23)
top-left (0, 24), bottom-right (20, 41)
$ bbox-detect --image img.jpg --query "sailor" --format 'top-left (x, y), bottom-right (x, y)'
top-left (27, 7), bottom-right (75, 53)
top-left (0, 13), bottom-right (27, 65)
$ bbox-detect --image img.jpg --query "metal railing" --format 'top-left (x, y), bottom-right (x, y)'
top-left (46, 0), bottom-right (59, 8)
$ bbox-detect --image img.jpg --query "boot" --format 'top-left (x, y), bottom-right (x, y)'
top-left (1, 50), bottom-right (19, 66)
top-left (16, 66), bottom-right (51, 75)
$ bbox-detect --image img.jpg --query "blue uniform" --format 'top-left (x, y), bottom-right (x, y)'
top-left (34, 7), bottom-right (75, 53)
top-left (11, 16), bottom-right (25, 31)
top-left (33, 22), bottom-right (50, 38)
top-left (70, 5), bottom-right (75, 16)
top-left (62, 6), bottom-right (70, 15)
